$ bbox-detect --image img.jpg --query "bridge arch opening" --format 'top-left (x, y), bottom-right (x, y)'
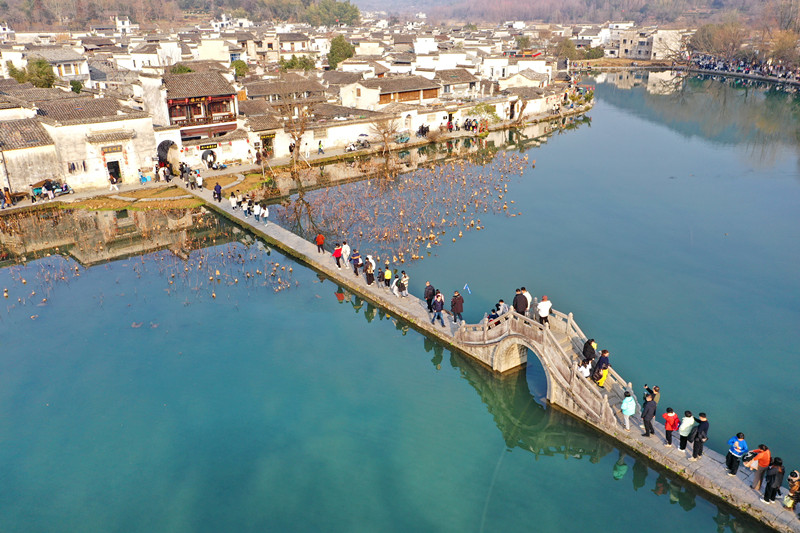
top-left (491, 335), bottom-right (552, 403)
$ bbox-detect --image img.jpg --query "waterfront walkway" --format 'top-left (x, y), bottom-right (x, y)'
top-left (180, 183), bottom-right (799, 532)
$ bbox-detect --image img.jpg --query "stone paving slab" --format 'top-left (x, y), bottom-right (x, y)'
top-left (180, 182), bottom-right (799, 532)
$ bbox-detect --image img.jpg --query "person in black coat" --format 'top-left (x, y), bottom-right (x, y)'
top-left (763, 458), bottom-right (785, 503)
top-left (641, 394), bottom-right (657, 437)
top-left (690, 413), bottom-right (709, 460)
top-left (512, 288), bottom-right (527, 314)
top-left (451, 291), bottom-right (464, 323)
top-left (582, 339), bottom-right (597, 362)
top-left (424, 281), bottom-right (436, 312)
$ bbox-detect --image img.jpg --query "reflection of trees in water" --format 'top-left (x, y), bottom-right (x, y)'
top-left (645, 73), bottom-right (800, 166)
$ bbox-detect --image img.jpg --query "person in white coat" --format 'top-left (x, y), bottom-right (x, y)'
top-left (537, 295), bottom-right (552, 326)
top-left (341, 241), bottom-right (351, 265)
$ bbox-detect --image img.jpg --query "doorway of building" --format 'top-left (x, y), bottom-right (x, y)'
top-left (107, 161), bottom-right (121, 181)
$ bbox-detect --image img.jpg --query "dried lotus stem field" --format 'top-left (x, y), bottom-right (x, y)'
top-left (273, 150), bottom-right (532, 265)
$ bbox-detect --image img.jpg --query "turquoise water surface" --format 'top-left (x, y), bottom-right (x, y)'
top-left (1, 72), bottom-right (797, 532)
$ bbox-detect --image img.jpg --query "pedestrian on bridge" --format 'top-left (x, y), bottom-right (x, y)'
top-left (621, 391), bottom-right (636, 431)
top-left (582, 339), bottom-right (597, 363)
top-left (365, 256), bottom-right (375, 285)
top-left (315, 233), bottom-right (325, 253)
top-left (592, 350), bottom-right (610, 387)
top-left (451, 291), bottom-right (464, 324)
top-left (750, 445), bottom-right (772, 491)
top-left (521, 287), bottom-right (532, 316)
top-left (537, 295), bottom-right (552, 326)
top-left (513, 288), bottom-right (527, 314)
top-left (641, 394), bottom-right (657, 437)
top-left (763, 458), bottom-right (785, 504)
top-left (497, 299), bottom-right (509, 315)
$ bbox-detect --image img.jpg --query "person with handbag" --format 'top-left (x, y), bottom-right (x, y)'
top-left (688, 413), bottom-right (709, 461)
top-left (678, 411), bottom-right (697, 451)
top-left (750, 445), bottom-right (772, 491)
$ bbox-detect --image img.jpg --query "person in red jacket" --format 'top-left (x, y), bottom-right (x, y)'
top-left (662, 407), bottom-right (680, 447)
top-left (315, 233), bottom-right (325, 254)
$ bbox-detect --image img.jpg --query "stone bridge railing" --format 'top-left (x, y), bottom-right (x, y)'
top-left (454, 309), bottom-right (636, 431)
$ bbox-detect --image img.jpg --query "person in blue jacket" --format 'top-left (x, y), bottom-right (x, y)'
top-left (725, 432), bottom-right (748, 476)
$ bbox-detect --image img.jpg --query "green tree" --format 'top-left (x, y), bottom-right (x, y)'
top-left (26, 58), bottom-right (56, 88)
top-left (515, 35), bottom-right (531, 50)
top-left (170, 64), bottom-right (193, 74)
top-left (6, 61), bottom-right (26, 83)
top-left (463, 23), bottom-right (477, 31)
top-left (303, 0), bottom-right (359, 26)
top-left (584, 46), bottom-right (604, 59)
top-left (327, 34), bottom-right (354, 69)
top-left (70, 80), bottom-right (83, 93)
top-left (279, 54), bottom-right (316, 71)
top-left (231, 59), bottom-right (249, 78)
top-left (554, 38), bottom-right (579, 60)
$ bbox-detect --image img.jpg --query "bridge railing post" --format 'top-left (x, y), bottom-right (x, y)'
top-left (567, 312), bottom-right (574, 338)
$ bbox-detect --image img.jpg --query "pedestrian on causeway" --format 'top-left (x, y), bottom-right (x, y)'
top-left (751, 445), bottom-right (772, 491)
top-left (350, 250), bottom-right (362, 276)
top-left (332, 243), bottom-right (343, 269)
top-left (400, 271), bottom-right (410, 297)
top-left (365, 256), bottom-right (375, 285)
top-left (431, 291), bottom-right (445, 327)
top-left (341, 241), bottom-right (351, 266)
top-left (315, 233), bottom-right (325, 253)
top-left (424, 281), bottom-right (436, 312)
top-left (678, 411), bottom-right (696, 451)
top-left (451, 291), bottom-right (464, 323)
top-left (662, 407), bottom-right (680, 447)
top-left (725, 433), bottom-right (749, 476)
top-left (763, 458), bottom-right (785, 504)
top-left (383, 267), bottom-right (392, 288)
top-left (641, 394), bottom-right (656, 437)
top-left (689, 413), bottom-right (709, 461)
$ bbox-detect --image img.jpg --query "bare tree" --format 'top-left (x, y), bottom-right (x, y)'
top-left (369, 118), bottom-right (400, 158)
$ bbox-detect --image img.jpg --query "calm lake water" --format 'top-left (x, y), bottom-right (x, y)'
top-left (1, 72), bottom-right (797, 532)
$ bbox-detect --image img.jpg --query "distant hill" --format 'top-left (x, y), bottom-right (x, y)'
top-left (354, 0), bottom-right (762, 25)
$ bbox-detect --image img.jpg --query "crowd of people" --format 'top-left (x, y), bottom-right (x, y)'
top-left (580, 337), bottom-right (800, 515)
top-left (227, 189), bottom-right (270, 224)
top-left (311, 227), bottom-right (799, 518)
top-left (691, 53), bottom-right (800, 83)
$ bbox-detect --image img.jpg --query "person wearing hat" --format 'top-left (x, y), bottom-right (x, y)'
top-left (537, 295), bottom-right (552, 326)
top-left (784, 470), bottom-right (800, 510)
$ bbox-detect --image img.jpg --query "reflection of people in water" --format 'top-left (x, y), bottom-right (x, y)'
top-left (613, 452), bottom-right (629, 480)
top-left (334, 286), bottom-right (345, 303)
top-left (364, 302), bottom-right (376, 323)
top-left (632, 459), bottom-right (648, 491)
top-left (352, 296), bottom-right (363, 313)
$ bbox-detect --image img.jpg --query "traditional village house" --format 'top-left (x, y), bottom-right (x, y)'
top-left (341, 75), bottom-right (441, 111)
top-left (432, 69), bottom-right (478, 98)
top-left (35, 97), bottom-right (157, 189)
top-left (141, 70), bottom-right (238, 142)
top-left (277, 33), bottom-right (313, 61)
